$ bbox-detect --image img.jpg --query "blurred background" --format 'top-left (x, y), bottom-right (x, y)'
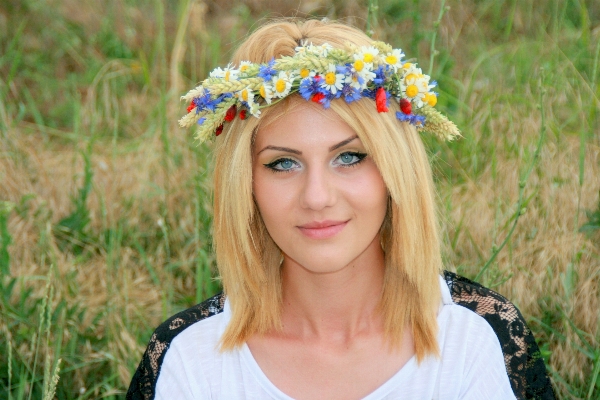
top-left (0, 0), bottom-right (599, 398)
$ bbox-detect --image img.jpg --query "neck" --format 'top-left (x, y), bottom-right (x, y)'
top-left (279, 235), bottom-right (386, 342)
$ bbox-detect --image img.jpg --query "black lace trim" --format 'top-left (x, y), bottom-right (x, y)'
top-left (126, 293), bottom-right (225, 400)
top-left (126, 271), bottom-right (555, 399)
top-left (443, 271), bottom-right (555, 399)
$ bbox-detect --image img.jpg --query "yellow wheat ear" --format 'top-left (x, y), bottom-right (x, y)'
top-left (417, 106), bottom-right (461, 141)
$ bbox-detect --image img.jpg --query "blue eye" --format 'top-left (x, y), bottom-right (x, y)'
top-left (335, 152), bottom-right (367, 166)
top-left (280, 159), bottom-right (294, 169)
top-left (340, 153), bottom-right (356, 164)
top-left (264, 158), bottom-right (299, 172)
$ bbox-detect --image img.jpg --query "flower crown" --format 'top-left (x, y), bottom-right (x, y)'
top-left (179, 40), bottom-right (460, 142)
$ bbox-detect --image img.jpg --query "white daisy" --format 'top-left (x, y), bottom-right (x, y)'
top-left (306, 43), bottom-right (333, 57)
top-left (209, 64), bottom-right (239, 82)
top-left (249, 102), bottom-right (262, 118)
top-left (238, 61), bottom-right (253, 75)
top-left (403, 74), bottom-right (429, 108)
top-left (423, 92), bottom-right (437, 107)
top-left (259, 82), bottom-right (274, 104)
top-left (295, 42), bottom-right (332, 57)
top-left (402, 62), bottom-right (415, 72)
top-left (383, 49), bottom-right (405, 72)
top-left (401, 64), bottom-right (422, 80)
top-left (298, 68), bottom-right (316, 80)
top-left (271, 71), bottom-right (295, 98)
top-left (320, 64), bottom-right (347, 94)
top-left (350, 57), bottom-right (376, 90)
top-left (357, 46), bottom-right (380, 64)
top-left (237, 87), bottom-right (255, 108)
top-left (294, 39), bottom-right (310, 54)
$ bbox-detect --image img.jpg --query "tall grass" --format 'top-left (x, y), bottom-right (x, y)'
top-left (0, 0), bottom-right (598, 398)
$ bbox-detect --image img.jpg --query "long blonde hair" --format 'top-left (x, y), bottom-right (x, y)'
top-left (212, 19), bottom-right (442, 361)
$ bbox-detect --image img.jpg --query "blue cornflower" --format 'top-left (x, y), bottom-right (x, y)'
top-left (336, 64), bottom-right (352, 75)
top-left (258, 59), bottom-right (277, 80)
top-left (341, 84), bottom-right (362, 103)
top-left (197, 117), bottom-right (206, 125)
top-left (194, 91), bottom-right (213, 112)
top-left (320, 91), bottom-right (337, 108)
top-left (373, 66), bottom-right (387, 86)
top-left (206, 93), bottom-right (233, 111)
top-left (299, 77), bottom-right (325, 101)
top-left (396, 112), bottom-right (426, 126)
top-left (362, 88), bottom-right (376, 100)
top-left (193, 91), bottom-right (233, 113)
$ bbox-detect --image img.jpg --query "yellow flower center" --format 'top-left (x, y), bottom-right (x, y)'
top-left (325, 72), bottom-right (336, 85)
top-left (353, 59), bottom-right (364, 72)
top-left (275, 79), bottom-right (286, 93)
top-left (406, 85), bottom-right (418, 98)
top-left (300, 69), bottom-right (310, 78)
top-left (403, 62), bottom-right (412, 69)
top-left (363, 53), bottom-right (374, 63)
top-left (225, 71), bottom-right (231, 81)
top-left (241, 89), bottom-right (249, 102)
top-left (405, 73), bottom-right (417, 83)
top-left (260, 85), bottom-right (267, 98)
top-left (385, 55), bottom-right (397, 65)
top-left (426, 92), bottom-right (437, 106)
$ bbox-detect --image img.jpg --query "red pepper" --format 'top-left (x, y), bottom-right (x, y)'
top-left (215, 124), bottom-right (224, 136)
top-left (224, 105), bottom-right (237, 122)
top-left (399, 98), bottom-right (412, 115)
top-left (375, 87), bottom-right (388, 113)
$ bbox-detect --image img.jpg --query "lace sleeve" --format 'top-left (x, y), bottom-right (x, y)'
top-left (443, 271), bottom-right (555, 400)
top-left (126, 292), bottom-right (225, 400)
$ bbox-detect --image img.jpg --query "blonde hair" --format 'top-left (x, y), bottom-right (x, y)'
top-left (212, 19), bottom-right (442, 361)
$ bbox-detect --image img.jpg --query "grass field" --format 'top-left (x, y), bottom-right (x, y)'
top-left (0, 0), bottom-right (599, 398)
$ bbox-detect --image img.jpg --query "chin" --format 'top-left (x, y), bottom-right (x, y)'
top-left (283, 250), bottom-right (360, 275)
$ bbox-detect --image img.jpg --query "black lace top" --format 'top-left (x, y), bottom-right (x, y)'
top-left (126, 271), bottom-right (555, 399)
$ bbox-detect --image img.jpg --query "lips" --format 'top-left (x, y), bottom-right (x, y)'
top-left (297, 220), bottom-right (349, 239)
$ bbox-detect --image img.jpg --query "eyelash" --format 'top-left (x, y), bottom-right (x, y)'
top-left (263, 152), bottom-right (368, 173)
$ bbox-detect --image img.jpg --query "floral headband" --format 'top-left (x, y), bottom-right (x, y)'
top-left (179, 41), bottom-right (460, 142)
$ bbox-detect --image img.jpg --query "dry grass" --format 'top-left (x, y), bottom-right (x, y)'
top-left (1, 0), bottom-right (599, 398)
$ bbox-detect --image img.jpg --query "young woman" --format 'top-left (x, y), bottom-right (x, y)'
top-left (127, 19), bottom-right (554, 400)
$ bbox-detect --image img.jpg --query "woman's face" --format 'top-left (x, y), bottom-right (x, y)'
top-left (252, 101), bottom-right (388, 274)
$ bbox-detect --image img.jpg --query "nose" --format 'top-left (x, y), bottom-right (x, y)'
top-left (300, 164), bottom-right (336, 211)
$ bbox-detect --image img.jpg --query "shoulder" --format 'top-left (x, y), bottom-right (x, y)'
top-left (441, 271), bottom-right (556, 400)
top-left (437, 274), bottom-right (510, 372)
top-left (126, 292), bottom-right (226, 400)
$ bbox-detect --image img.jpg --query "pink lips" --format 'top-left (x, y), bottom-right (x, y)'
top-left (297, 220), bottom-right (348, 239)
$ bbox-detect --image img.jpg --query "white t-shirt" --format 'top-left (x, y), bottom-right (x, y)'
top-left (155, 276), bottom-right (516, 399)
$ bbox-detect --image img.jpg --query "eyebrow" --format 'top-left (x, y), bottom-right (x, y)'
top-left (256, 135), bottom-right (359, 155)
top-left (329, 135), bottom-right (359, 151)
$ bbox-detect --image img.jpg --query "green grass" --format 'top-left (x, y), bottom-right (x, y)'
top-left (0, 0), bottom-right (599, 398)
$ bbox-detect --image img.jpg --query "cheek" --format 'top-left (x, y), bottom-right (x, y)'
top-left (346, 167), bottom-right (388, 213)
top-left (252, 171), bottom-right (294, 228)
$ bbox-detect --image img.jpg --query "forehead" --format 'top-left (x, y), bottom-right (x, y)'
top-left (253, 100), bottom-right (359, 151)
